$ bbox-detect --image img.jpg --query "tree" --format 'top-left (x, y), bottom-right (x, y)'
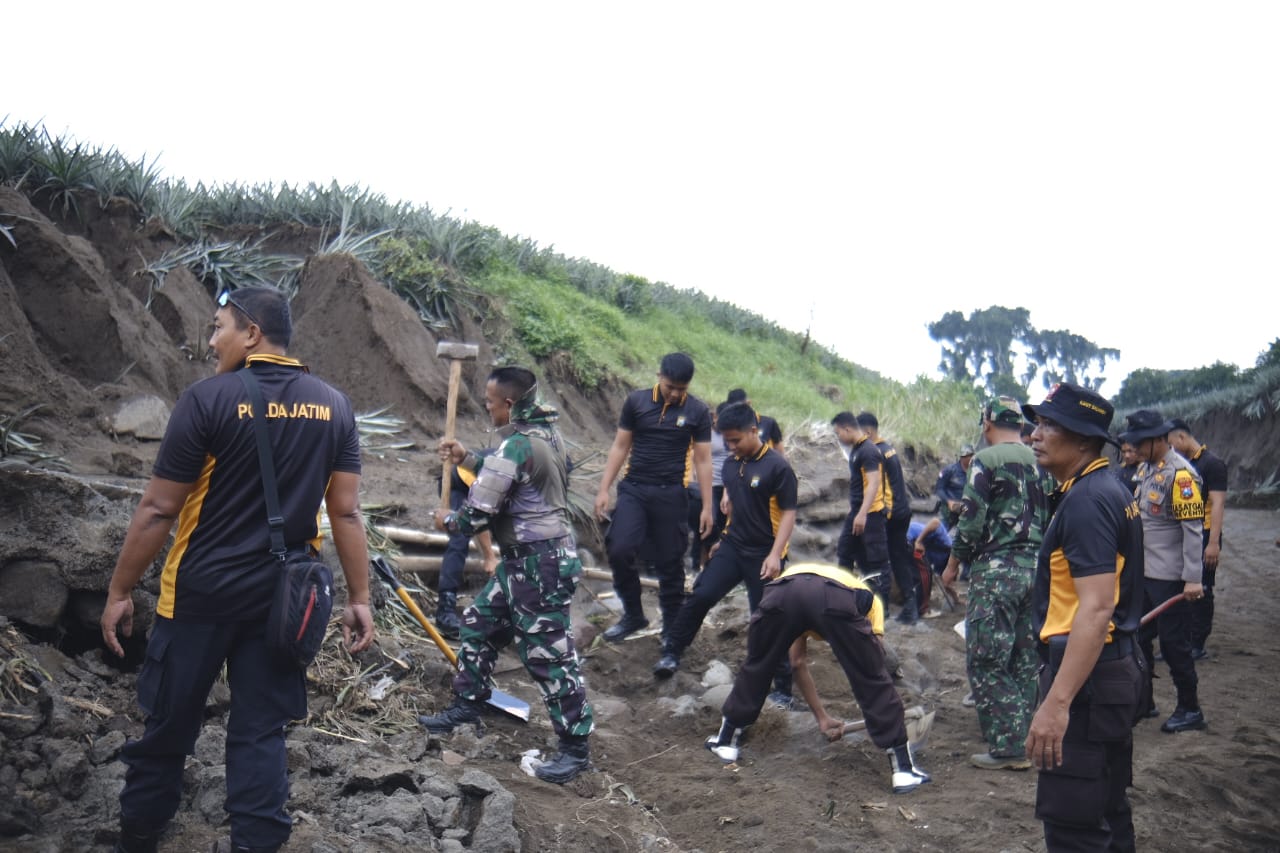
top-left (1021, 328), bottom-right (1121, 392)
top-left (1113, 361), bottom-right (1242, 409)
top-left (928, 306), bottom-right (1032, 394)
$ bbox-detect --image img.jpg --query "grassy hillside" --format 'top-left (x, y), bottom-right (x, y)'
top-left (0, 121), bottom-right (980, 453)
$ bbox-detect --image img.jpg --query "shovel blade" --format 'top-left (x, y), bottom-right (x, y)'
top-left (487, 688), bottom-right (532, 722)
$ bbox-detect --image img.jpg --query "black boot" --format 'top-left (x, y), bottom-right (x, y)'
top-left (115, 819), bottom-right (163, 853)
top-left (535, 735), bottom-right (591, 784)
top-left (418, 695), bottom-right (485, 734)
top-left (436, 591), bottom-right (462, 640)
top-left (887, 742), bottom-right (931, 793)
top-left (602, 611), bottom-right (649, 642)
top-left (704, 717), bottom-right (747, 762)
top-left (895, 593), bottom-right (919, 625)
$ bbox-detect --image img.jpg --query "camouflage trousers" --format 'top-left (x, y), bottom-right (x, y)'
top-left (965, 554), bottom-right (1038, 756)
top-left (454, 544), bottom-right (594, 738)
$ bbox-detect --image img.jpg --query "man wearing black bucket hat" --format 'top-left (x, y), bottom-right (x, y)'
top-left (1120, 409), bottom-right (1207, 735)
top-left (1023, 383), bottom-right (1145, 852)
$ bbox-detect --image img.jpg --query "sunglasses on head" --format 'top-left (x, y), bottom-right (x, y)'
top-left (217, 290), bottom-right (260, 327)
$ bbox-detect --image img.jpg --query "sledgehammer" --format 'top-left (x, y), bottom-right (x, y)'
top-left (436, 341), bottom-right (479, 508)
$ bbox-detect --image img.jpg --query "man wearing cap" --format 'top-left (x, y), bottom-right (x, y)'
top-left (1023, 383), bottom-right (1145, 852)
top-left (1121, 410), bottom-right (1207, 734)
top-left (941, 397), bottom-right (1051, 770)
top-left (1168, 419), bottom-right (1227, 659)
top-left (935, 445), bottom-right (975, 530)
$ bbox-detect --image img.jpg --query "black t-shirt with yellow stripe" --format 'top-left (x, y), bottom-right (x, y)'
top-left (1034, 458), bottom-right (1144, 643)
top-left (152, 355), bottom-right (361, 622)
top-left (876, 439), bottom-right (910, 520)
top-left (721, 444), bottom-right (798, 554)
top-left (846, 436), bottom-right (886, 514)
top-left (619, 384), bottom-right (712, 486)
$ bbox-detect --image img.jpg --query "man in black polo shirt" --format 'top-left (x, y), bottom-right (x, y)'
top-left (654, 402), bottom-right (798, 677)
top-left (831, 411), bottom-right (892, 607)
top-left (858, 411), bottom-right (920, 624)
top-left (100, 287), bottom-right (375, 853)
top-left (594, 353), bottom-right (714, 641)
top-left (1023, 383), bottom-right (1145, 852)
top-left (1168, 418), bottom-right (1227, 659)
top-left (726, 387), bottom-right (785, 456)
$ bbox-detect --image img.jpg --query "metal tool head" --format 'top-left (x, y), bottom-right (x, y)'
top-left (436, 341), bottom-right (479, 361)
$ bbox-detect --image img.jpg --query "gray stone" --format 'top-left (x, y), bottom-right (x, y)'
top-left (700, 660), bottom-right (734, 687)
top-left (194, 765), bottom-right (227, 823)
top-left (88, 730), bottom-right (127, 765)
top-left (0, 559), bottom-right (68, 628)
top-left (359, 788), bottom-right (425, 833)
top-left (194, 725), bottom-right (226, 765)
top-left (48, 750), bottom-right (89, 799)
top-left (699, 682), bottom-right (734, 710)
top-left (108, 395), bottom-right (171, 440)
top-left (469, 788), bottom-right (519, 853)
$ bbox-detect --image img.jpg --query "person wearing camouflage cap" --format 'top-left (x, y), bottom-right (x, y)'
top-left (942, 396), bottom-right (1051, 771)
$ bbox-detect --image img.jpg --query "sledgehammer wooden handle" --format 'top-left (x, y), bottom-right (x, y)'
top-left (436, 341), bottom-right (479, 509)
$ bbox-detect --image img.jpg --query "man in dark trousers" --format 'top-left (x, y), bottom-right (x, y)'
top-left (702, 561), bottom-right (931, 795)
top-left (831, 412), bottom-right (892, 608)
top-left (858, 411), bottom-right (920, 623)
top-left (1023, 383), bottom-right (1145, 852)
top-left (423, 366), bottom-right (594, 784)
top-left (1121, 410), bottom-right (1207, 734)
top-left (653, 402), bottom-right (797, 677)
top-left (101, 287), bottom-right (376, 853)
top-left (594, 353), bottom-right (714, 641)
top-left (1168, 418), bottom-right (1227, 659)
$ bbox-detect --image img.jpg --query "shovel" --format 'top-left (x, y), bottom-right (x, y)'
top-left (842, 703), bottom-right (936, 748)
top-left (371, 556), bottom-right (531, 723)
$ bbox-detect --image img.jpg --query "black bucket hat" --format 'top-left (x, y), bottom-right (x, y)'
top-left (1021, 383), bottom-right (1118, 446)
top-left (1118, 409), bottom-right (1178, 444)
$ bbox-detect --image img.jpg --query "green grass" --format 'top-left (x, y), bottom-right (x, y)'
top-left (1, 119), bottom-right (988, 457)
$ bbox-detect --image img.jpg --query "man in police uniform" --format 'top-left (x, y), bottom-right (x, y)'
top-left (702, 561), bottom-right (931, 795)
top-left (1120, 410), bottom-right (1207, 733)
top-left (1168, 418), bottom-right (1227, 659)
top-left (101, 287), bottom-right (376, 853)
top-left (594, 353), bottom-right (714, 641)
top-left (941, 397), bottom-right (1051, 770)
top-left (1023, 383), bottom-right (1145, 852)
top-left (831, 412), bottom-right (893, 608)
top-left (654, 402), bottom-right (797, 677)
top-left (423, 366), bottom-right (595, 784)
top-left (858, 411), bottom-right (920, 623)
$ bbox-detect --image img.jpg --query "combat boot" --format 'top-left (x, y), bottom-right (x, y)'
top-left (535, 734), bottom-right (591, 784)
top-left (602, 611), bottom-right (649, 642)
top-left (895, 594), bottom-right (919, 625)
top-left (114, 819), bottom-right (163, 853)
top-left (704, 717), bottom-right (748, 762)
top-left (435, 591), bottom-right (462, 640)
top-left (887, 742), bottom-right (932, 793)
top-left (418, 695), bottom-right (484, 734)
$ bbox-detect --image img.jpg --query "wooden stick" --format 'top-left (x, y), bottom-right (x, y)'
top-left (582, 567), bottom-right (660, 589)
top-left (376, 524), bottom-right (498, 554)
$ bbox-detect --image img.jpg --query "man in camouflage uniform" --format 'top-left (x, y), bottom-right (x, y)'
top-left (420, 366), bottom-right (594, 784)
top-left (942, 397), bottom-right (1050, 770)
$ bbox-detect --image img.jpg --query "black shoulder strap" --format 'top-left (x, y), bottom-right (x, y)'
top-left (238, 367), bottom-right (288, 562)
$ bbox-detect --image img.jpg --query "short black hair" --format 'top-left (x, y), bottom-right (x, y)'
top-left (659, 352), bottom-right (695, 384)
top-left (726, 388), bottom-right (748, 404)
top-left (856, 411), bottom-right (878, 430)
top-left (831, 411), bottom-right (858, 429)
top-left (225, 287), bottom-right (292, 348)
top-left (717, 402), bottom-right (757, 433)
top-left (488, 366), bottom-right (537, 402)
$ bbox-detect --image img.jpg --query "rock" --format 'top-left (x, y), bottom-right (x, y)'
top-left (656, 695), bottom-right (700, 717)
top-left (699, 683), bottom-right (734, 710)
top-left (47, 749), bottom-right (89, 799)
top-left (0, 560), bottom-right (68, 628)
top-left (193, 765), bottom-right (228, 823)
top-left (88, 730), bottom-right (127, 765)
top-left (468, 788), bottom-right (519, 853)
top-left (359, 788), bottom-right (425, 833)
top-left (107, 395), bottom-right (171, 440)
top-left (0, 784), bottom-right (41, 836)
top-left (700, 660), bottom-right (734, 688)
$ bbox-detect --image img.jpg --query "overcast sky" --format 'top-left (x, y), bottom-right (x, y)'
top-left (8, 2), bottom-right (1277, 393)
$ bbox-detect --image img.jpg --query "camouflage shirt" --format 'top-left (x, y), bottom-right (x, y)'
top-left (452, 395), bottom-right (575, 549)
top-left (951, 442), bottom-right (1051, 564)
